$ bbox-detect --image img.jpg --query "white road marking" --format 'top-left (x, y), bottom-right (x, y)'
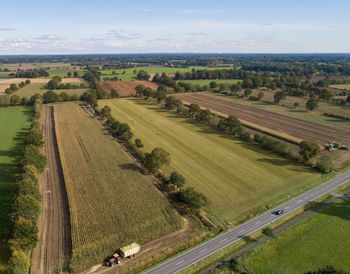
top-left (238, 229), bottom-right (245, 234)
top-left (297, 200), bottom-right (303, 203)
top-left (256, 220), bottom-right (261, 224)
top-left (175, 260), bottom-right (184, 266)
top-left (199, 249), bottom-right (207, 254)
top-left (285, 206), bottom-right (290, 209)
top-left (220, 238), bottom-right (227, 243)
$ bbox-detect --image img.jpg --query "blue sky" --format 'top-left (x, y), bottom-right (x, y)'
top-left (0, 0), bottom-right (349, 54)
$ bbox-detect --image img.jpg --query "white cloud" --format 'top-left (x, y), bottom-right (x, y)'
top-left (138, 9), bottom-right (152, 13)
top-left (35, 35), bottom-right (65, 40)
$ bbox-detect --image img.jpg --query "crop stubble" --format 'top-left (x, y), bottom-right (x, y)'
top-left (174, 93), bottom-right (350, 146)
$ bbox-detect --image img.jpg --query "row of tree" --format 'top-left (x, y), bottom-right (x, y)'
top-left (100, 105), bottom-right (208, 210)
top-left (163, 96), bottom-right (330, 172)
top-left (8, 99), bottom-right (46, 273)
top-left (9, 69), bottom-right (49, 78)
top-left (5, 80), bottom-right (31, 95)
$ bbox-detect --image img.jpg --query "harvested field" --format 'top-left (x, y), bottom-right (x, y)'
top-left (54, 103), bottom-right (182, 271)
top-left (330, 84), bottom-right (350, 91)
top-left (14, 83), bottom-right (87, 98)
top-left (173, 93), bottom-right (350, 146)
top-left (99, 81), bottom-right (158, 96)
top-left (102, 98), bottom-right (323, 223)
top-left (0, 78), bottom-right (86, 93)
top-left (0, 77), bottom-right (86, 85)
top-left (30, 106), bottom-right (72, 274)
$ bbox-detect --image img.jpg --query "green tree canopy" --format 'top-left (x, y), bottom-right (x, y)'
top-left (144, 147), bottom-right (171, 173)
top-left (299, 140), bottom-right (320, 161)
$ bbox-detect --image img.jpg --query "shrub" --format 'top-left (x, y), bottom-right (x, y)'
top-left (176, 187), bottom-right (208, 210)
top-left (316, 155), bottom-right (334, 173)
top-left (12, 195), bottom-right (40, 224)
top-left (22, 165), bottom-right (38, 183)
top-left (135, 138), bottom-right (144, 148)
top-left (17, 179), bottom-right (41, 202)
top-left (21, 144), bottom-right (47, 173)
top-left (9, 217), bottom-right (38, 251)
top-left (8, 250), bottom-right (30, 274)
top-left (169, 171), bottom-right (186, 189)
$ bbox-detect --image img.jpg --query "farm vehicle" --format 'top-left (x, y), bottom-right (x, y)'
top-left (324, 141), bottom-right (348, 151)
top-left (105, 243), bottom-right (140, 267)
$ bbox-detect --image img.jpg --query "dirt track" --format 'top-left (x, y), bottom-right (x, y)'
top-left (30, 106), bottom-right (72, 273)
top-left (174, 93), bottom-right (350, 146)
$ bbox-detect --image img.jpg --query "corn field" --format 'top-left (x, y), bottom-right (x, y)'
top-left (54, 103), bottom-right (183, 271)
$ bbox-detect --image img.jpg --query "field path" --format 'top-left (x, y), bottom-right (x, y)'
top-left (30, 106), bottom-right (72, 273)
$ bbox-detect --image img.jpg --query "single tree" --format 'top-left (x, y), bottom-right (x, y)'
top-left (169, 171), bottom-right (186, 189)
top-left (10, 94), bottom-right (21, 105)
top-left (306, 97), bottom-right (318, 111)
top-left (177, 187), bottom-right (208, 210)
top-left (189, 103), bottom-right (200, 117)
top-left (244, 88), bottom-right (253, 97)
top-left (144, 147), bottom-right (171, 173)
top-left (111, 89), bottom-right (119, 98)
top-left (273, 91), bottom-right (287, 104)
top-left (299, 140), bottom-right (320, 161)
top-left (257, 91), bottom-right (265, 101)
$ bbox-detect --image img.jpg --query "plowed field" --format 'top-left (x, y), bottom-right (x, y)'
top-left (99, 81), bottom-right (158, 96)
top-left (174, 93), bottom-right (350, 146)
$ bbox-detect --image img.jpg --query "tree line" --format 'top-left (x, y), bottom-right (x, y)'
top-left (5, 80), bottom-right (31, 95)
top-left (7, 98), bottom-right (46, 273)
top-left (98, 105), bottom-right (208, 211)
top-left (46, 76), bottom-right (87, 90)
top-left (162, 96), bottom-right (330, 172)
top-left (9, 69), bottom-right (49, 78)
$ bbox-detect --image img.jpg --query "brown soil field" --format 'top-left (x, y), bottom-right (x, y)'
top-left (173, 93), bottom-right (350, 146)
top-left (30, 106), bottom-right (72, 274)
top-left (99, 81), bottom-right (158, 96)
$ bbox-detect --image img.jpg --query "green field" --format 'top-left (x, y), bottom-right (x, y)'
top-left (100, 66), bottom-right (234, 81)
top-left (0, 107), bottom-right (33, 272)
top-left (54, 103), bottom-right (183, 270)
top-left (205, 92), bottom-right (350, 131)
top-left (101, 98), bottom-right (324, 222)
top-left (16, 83), bottom-right (87, 98)
top-left (177, 79), bottom-right (242, 85)
top-left (47, 69), bottom-right (87, 78)
top-left (242, 198), bottom-right (350, 273)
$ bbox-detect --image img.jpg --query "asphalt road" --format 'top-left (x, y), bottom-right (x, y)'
top-left (144, 171), bottom-right (350, 274)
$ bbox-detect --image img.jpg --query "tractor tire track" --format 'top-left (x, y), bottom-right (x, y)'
top-left (30, 105), bottom-right (72, 274)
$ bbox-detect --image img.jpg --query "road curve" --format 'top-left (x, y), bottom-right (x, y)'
top-left (144, 171), bottom-right (350, 274)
